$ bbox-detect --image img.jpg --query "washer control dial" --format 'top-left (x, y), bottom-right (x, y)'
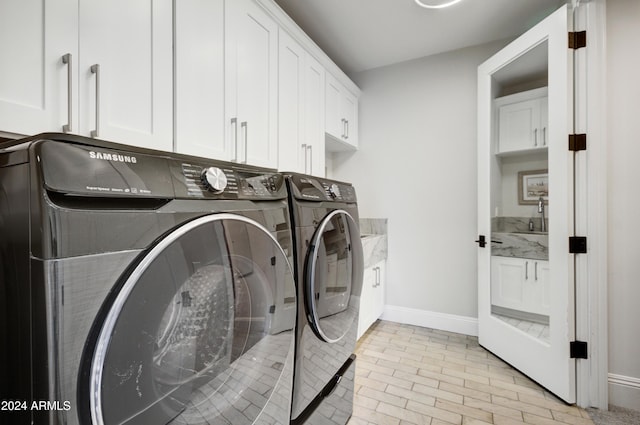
top-left (200, 167), bottom-right (228, 193)
top-left (328, 183), bottom-right (341, 199)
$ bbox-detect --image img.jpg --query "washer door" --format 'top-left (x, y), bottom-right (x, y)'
top-left (87, 214), bottom-right (296, 425)
top-left (304, 210), bottom-right (363, 343)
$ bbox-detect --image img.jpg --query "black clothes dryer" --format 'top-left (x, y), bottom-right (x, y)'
top-left (0, 133), bottom-right (297, 425)
top-left (284, 174), bottom-right (363, 425)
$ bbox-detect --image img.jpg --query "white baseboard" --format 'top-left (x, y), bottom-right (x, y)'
top-left (609, 373), bottom-right (640, 411)
top-left (381, 305), bottom-right (478, 337)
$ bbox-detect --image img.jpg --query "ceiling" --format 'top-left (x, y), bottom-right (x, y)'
top-left (273, 0), bottom-right (565, 76)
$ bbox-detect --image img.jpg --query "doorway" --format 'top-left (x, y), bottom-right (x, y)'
top-left (477, 4), bottom-right (576, 403)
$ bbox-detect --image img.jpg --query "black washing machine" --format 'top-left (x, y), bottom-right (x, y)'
top-left (284, 174), bottom-right (363, 425)
top-left (0, 133), bottom-right (297, 425)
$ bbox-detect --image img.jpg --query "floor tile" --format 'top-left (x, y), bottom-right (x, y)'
top-left (348, 321), bottom-right (595, 425)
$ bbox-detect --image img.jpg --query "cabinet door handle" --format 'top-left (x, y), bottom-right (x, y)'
top-left (62, 54), bottom-right (72, 133)
top-left (301, 143), bottom-right (308, 173)
top-left (542, 127), bottom-right (546, 146)
top-left (241, 121), bottom-right (248, 164)
top-left (534, 128), bottom-right (538, 147)
top-left (90, 64), bottom-right (100, 138)
top-left (341, 118), bottom-right (346, 138)
top-left (525, 261), bottom-right (529, 280)
top-left (345, 119), bottom-right (349, 139)
top-left (535, 262), bottom-right (538, 281)
top-left (307, 145), bottom-right (313, 175)
top-left (231, 118), bottom-right (238, 162)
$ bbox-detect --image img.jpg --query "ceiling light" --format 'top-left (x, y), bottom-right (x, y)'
top-left (414, 0), bottom-right (464, 9)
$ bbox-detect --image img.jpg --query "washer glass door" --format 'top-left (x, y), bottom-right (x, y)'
top-left (87, 214), bottom-right (296, 425)
top-left (305, 210), bottom-right (363, 343)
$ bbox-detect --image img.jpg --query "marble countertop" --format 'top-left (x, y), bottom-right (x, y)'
top-left (360, 218), bottom-right (388, 268)
top-left (491, 232), bottom-right (548, 260)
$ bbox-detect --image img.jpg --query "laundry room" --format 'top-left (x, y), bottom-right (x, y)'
top-left (1, 0), bottom-right (639, 424)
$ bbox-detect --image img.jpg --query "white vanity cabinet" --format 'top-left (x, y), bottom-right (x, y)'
top-left (225, 0), bottom-right (279, 168)
top-left (358, 260), bottom-right (386, 339)
top-left (0, 0), bottom-right (173, 151)
top-left (491, 256), bottom-right (550, 316)
top-left (496, 87), bottom-right (548, 154)
top-left (278, 29), bottom-right (326, 176)
top-left (325, 73), bottom-right (358, 151)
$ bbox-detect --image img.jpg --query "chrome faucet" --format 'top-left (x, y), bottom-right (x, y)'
top-left (538, 197), bottom-right (546, 233)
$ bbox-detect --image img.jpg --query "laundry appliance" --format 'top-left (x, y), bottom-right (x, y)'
top-left (284, 174), bottom-right (363, 425)
top-left (0, 133), bottom-right (297, 425)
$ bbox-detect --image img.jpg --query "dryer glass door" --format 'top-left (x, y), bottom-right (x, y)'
top-left (305, 210), bottom-right (363, 343)
top-left (86, 214), bottom-right (295, 425)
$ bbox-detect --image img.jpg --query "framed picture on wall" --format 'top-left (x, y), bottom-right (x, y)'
top-left (518, 169), bottom-right (548, 205)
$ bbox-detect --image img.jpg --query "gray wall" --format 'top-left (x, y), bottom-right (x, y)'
top-left (332, 40), bottom-right (507, 320)
top-left (606, 0), bottom-right (640, 410)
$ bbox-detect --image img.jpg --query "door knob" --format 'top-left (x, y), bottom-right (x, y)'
top-left (475, 235), bottom-right (487, 248)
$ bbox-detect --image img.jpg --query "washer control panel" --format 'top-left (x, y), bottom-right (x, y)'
top-left (177, 162), bottom-right (284, 200)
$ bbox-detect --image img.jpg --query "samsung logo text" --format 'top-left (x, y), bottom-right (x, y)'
top-left (89, 151), bottom-right (137, 163)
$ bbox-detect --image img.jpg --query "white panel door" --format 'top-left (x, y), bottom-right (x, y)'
top-left (477, 5), bottom-right (575, 402)
top-left (0, 0), bottom-right (77, 136)
top-left (226, 0), bottom-right (278, 168)
top-left (78, 0), bottom-right (173, 151)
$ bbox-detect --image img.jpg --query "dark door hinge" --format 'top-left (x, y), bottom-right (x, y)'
top-left (569, 236), bottom-right (587, 254)
top-left (569, 134), bottom-right (587, 151)
top-left (569, 31), bottom-right (587, 49)
top-left (570, 341), bottom-right (588, 359)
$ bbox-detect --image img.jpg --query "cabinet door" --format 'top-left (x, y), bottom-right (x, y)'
top-left (174, 0), bottom-right (225, 159)
top-left (304, 54), bottom-right (325, 176)
top-left (498, 98), bottom-right (541, 153)
top-left (79, 0), bottom-right (173, 151)
top-left (0, 0), bottom-right (77, 136)
top-left (277, 29), bottom-right (305, 173)
top-left (357, 265), bottom-right (375, 339)
top-left (525, 260), bottom-right (550, 315)
top-left (342, 90), bottom-right (358, 148)
top-left (539, 99), bottom-right (548, 148)
top-left (225, 0), bottom-right (278, 168)
top-left (490, 256), bottom-right (527, 311)
top-left (372, 261), bottom-right (386, 320)
top-left (325, 73), bottom-right (343, 140)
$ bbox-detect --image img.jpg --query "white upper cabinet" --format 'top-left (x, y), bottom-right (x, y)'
top-left (225, 0), bottom-right (278, 168)
top-left (303, 54), bottom-right (326, 176)
top-left (496, 87), bottom-right (548, 154)
top-left (278, 29), bottom-right (326, 176)
top-left (174, 0), bottom-right (226, 159)
top-left (278, 30), bottom-right (305, 173)
top-left (79, 0), bottom-right (173, 151)
top-left (0, 0), bottom-right (77, 136)
top-left (0, 0), bottom-right (173, 151)
top-left (325, 73), bottom-right (358, 150)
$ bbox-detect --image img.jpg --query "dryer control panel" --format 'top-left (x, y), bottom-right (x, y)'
top-left (286, 173), bottom-right (357, 203)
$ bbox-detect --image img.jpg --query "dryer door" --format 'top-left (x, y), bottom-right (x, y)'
top-left (305, 210), bottom-right (363, 343)
top-left (84, 214), bottom-right (296, 425)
